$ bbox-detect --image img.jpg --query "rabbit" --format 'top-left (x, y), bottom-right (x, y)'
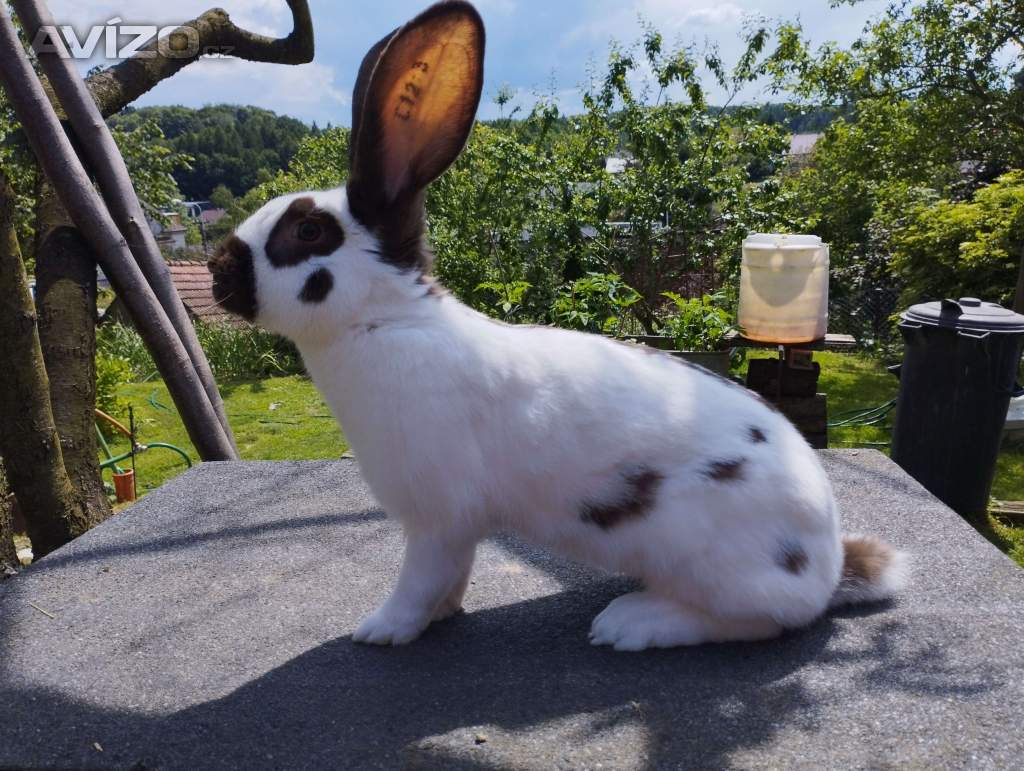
top-left (208, 0), bottom-right (906, 651)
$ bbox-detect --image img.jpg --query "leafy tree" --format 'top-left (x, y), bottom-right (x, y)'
top-left (109, 105), bottom-right (315, 199)
top-left (234, 29), bottom-right (791, 333)
top-left (550, 273), bottom-right (642, 335)
top-left (209, 183), bottom-right (235, 212)
top-left (239, 127), bottom-right (349, 209)
top-left (768, 0), bottom-right (1024, 306)
top-left (881, 171), bottom-right (1024, 307)
top-left (427, 28), bottom-right (792, 329)
top-left (112, 120), bottom-right (193, 222)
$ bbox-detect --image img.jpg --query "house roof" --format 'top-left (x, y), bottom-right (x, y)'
top-left (199, 208), bottom-right (227, 225)
top-left (167, 261), bottom-right (241, 327)
top-left (789, 132), bottom-right (821, 156)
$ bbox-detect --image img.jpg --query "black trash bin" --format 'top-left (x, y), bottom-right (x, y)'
top-left (892, 297), bottom-right (1024, 516)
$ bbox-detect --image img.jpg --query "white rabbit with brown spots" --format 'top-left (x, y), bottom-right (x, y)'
top-left (208, 0), bottom-right (906, 650)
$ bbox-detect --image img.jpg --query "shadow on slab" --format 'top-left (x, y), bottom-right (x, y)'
top-left (0, 589), bottom-right (998, 770)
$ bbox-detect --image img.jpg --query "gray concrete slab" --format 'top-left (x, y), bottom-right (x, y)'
top-left (1, 450), bottom-right (1022, 770)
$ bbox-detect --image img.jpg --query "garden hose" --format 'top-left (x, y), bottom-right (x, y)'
top-left (148, 390), bottom-right (172, 411)
top-left (828, 399), bottom-right (897, 429)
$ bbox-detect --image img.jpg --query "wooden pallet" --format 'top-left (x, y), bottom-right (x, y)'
top-left (991, 501), bottom-right (1024, 524)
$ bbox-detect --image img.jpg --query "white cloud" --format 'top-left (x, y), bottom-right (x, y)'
top-left (48, 0), bottom-right (289, 29)
top-left (566, 0), bottom-right (750, 45)
top-left (132, 58), bottom-right (349, 124)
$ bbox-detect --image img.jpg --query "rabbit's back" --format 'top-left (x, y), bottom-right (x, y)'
top-left (308, 308), bottom-right (837, 570)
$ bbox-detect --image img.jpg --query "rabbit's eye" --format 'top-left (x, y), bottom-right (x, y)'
top-left (296, 221), bottom-right (322, 242)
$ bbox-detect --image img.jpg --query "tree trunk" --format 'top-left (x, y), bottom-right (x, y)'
top-left (34, 185), bottom-right (112, 527)
top-left (0, 172), bottom-right (89, 557)
top-left (17, 0), bottom-right (237, 452)
top-left (0, 458), bottom-right (18, 576)
top-left (1013, 241), bottom-right (1024, 315)
top-left (0, 8), bottom-right (236, 461)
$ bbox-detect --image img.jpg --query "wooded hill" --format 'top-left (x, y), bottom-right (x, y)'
top-left (108, 105), bottom-right (318, 200)
top-left (108, 103), bottom-right (839, 201)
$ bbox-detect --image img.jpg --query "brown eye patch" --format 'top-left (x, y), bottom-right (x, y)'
top-left (265, 197), bottom-right (345, 268)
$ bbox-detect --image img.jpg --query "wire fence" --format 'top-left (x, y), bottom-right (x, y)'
top-left (828, 286), bottom-right (902, 349)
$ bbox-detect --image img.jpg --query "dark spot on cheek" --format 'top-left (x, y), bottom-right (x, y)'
top-left (299, 268), bottom-right (334, 304)
top-left (580, 467), bottom-right (664, 530)
top-left (749, 426), bottom-right (768, 443)
top-left (777, 541), bottom-right (808, 575)
top-left (705, 458), bottom-right (745, 482)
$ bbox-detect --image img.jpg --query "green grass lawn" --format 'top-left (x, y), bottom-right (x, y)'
top-left (108, 352), bottom-right (1024, 565)
top-left (102, 376), bottom-right (346, 498)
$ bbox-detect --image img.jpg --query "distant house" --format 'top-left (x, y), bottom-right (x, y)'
top-left (184, 200), bottom-right (227, 226)
top-left (102, 261), bottom-right (243, 328)
top-left (199, 208), bottom-right (227, 226)
top-left (148, 211), bottom-right (188, 251)
top-left (787, 133), bottom-right (821, 169)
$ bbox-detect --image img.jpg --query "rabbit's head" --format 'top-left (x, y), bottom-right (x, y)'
top-left (208, 1), bottom-right (485, 341)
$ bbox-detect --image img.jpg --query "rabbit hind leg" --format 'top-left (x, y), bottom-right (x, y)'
top-left (589, 591), bottom-right (782, 651)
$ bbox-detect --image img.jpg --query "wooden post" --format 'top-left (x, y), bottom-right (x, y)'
top-left (0, 7), bottom-right (236, 460)
top-left (13, 0), bottom-right (236, 453)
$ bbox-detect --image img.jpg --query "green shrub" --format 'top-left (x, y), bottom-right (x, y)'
top-left (551, 273), bottom-right (642, 335)
top-left (193, 321), bottom-right (303, 379)
top-left (96, 321), bottom-right (155, 380)
top-left (658, 292), bottom-right (737, 352)
top-left (96, 320), bottom-right (304, 383)
top-left (95, 354), bottom-right (133, 437)
top-left (881, 171), bottom-right (1024, 308)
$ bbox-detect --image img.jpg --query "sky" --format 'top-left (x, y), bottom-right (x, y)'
top-left (47, 0), bottom-right (888, 126)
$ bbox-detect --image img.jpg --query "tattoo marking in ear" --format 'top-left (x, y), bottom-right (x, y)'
top-left (395, 61), bottom-right (430, 120)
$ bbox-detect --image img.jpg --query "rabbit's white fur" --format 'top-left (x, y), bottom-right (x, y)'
top-left (227, 187), bottom-right (904, 650)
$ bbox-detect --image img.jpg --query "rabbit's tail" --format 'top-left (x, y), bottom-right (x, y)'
top-left (828, 534), bottom-right (908, 609)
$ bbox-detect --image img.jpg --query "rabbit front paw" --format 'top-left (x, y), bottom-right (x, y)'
top-left (353, 603), bottom-right (431, 646)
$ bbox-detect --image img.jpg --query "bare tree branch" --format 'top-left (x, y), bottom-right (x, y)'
top-left (85, 0), bottom-right (314, 118)
top-left (14, 0), bottom-right (239, 455)
top-left (0, 6), bottom-right (236, 461)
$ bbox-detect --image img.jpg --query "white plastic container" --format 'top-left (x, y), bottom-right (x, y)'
top-left (739, 233), bottom-right (829, 344)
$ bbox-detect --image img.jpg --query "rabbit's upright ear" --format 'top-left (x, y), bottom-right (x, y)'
top-left (347, 1), bottom-right (484, 267)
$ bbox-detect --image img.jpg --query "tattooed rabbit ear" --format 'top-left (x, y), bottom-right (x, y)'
top-left (347, 1), bottom-right (485, 209)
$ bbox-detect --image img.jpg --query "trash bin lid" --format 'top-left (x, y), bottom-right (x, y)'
top-left (901, 297), bottom-right (1024, 333)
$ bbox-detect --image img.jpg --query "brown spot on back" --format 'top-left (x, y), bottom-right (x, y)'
top-left (580, 467), bottom-right (664, 530)
top-left (705, 458), bottom-right (745, 482)
top-left (749, 426), bottom-right (767, 443)
top-left (777, 541), bottom-right (808, 575)
top-left (265, 197), bottom-right (345, 268)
